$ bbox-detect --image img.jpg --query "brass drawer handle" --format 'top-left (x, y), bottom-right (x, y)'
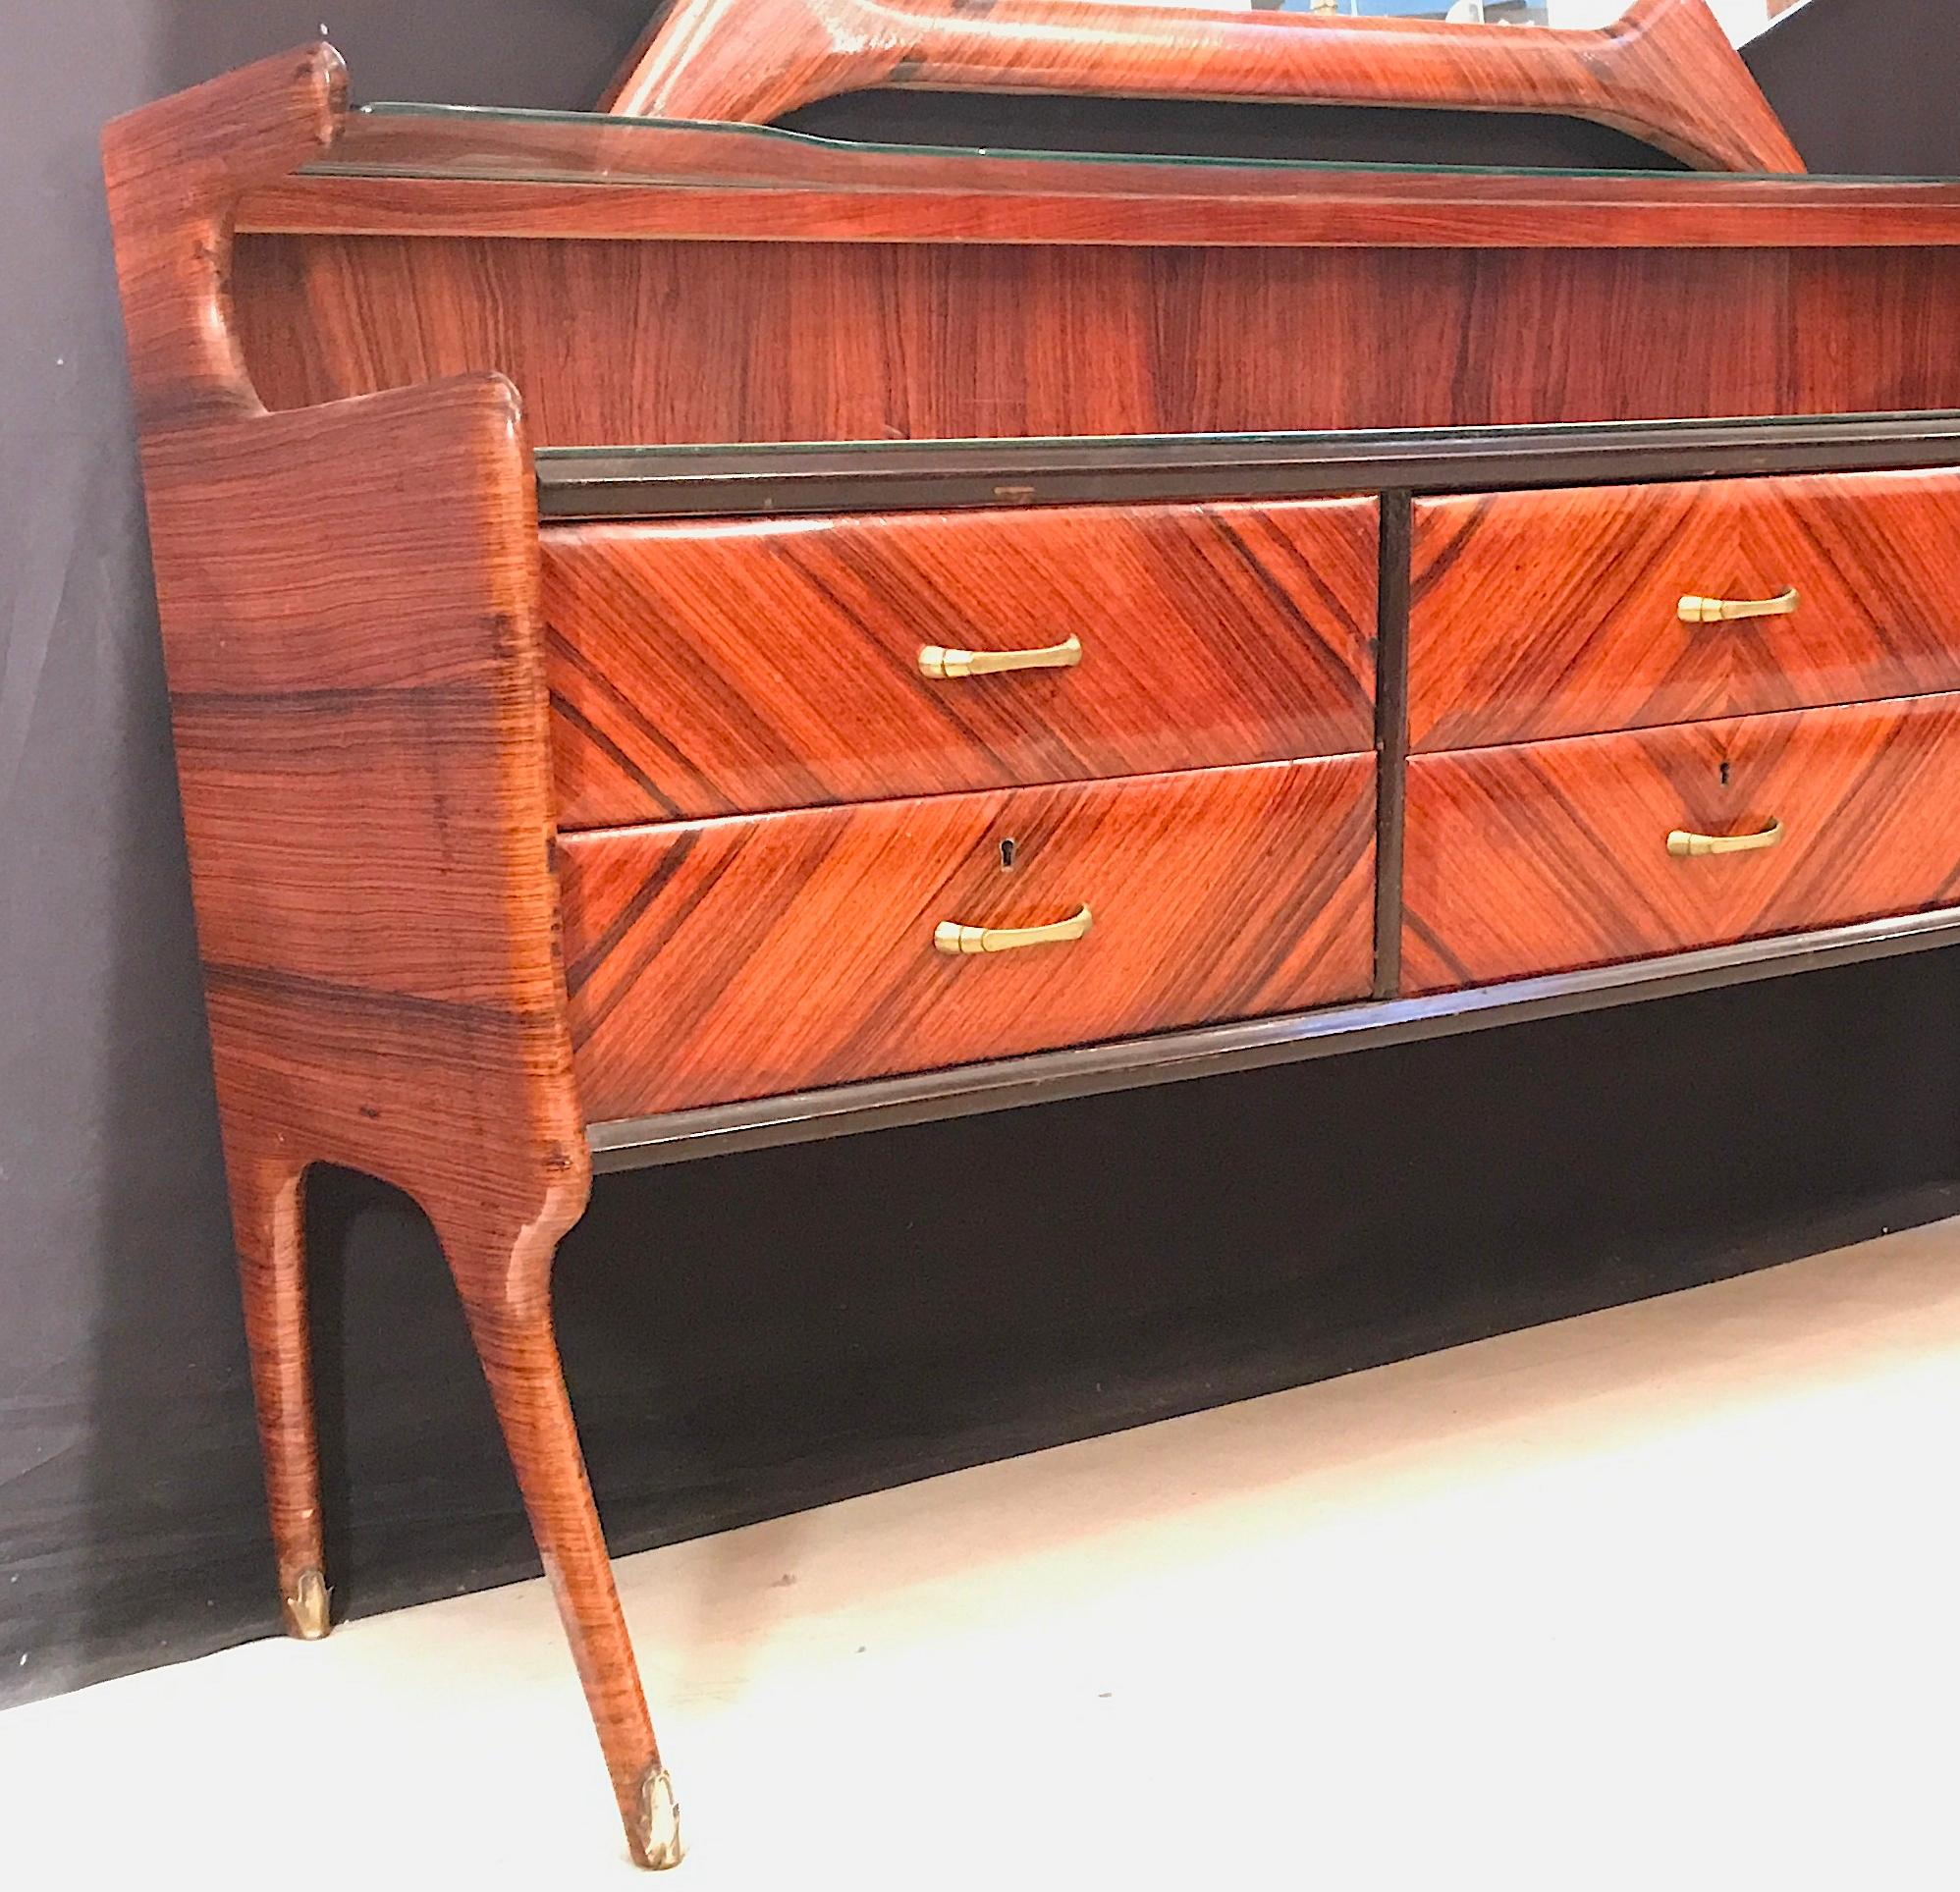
top-left (934, 903), bottom-right (1093, 955)
top-left (1667, 818), bottom-right (1785, 859)
top-left (1678, 587), bottom-right (1799, 624)
top-left (918, 635), bottom-right (1083, 679)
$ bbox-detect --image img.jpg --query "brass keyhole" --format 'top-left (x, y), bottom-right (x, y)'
top-left (1000, 838), bottom-right (1017, 869)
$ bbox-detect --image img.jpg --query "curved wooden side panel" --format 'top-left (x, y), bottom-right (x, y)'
top-left (105, 42), bottom-right (588, 1204)
top-left (104, 46), bottom-right (676, 1870)
top-left (603, 0), bottom-right (1804, 175)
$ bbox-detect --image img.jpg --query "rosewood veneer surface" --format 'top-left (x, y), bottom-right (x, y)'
top-left (561, 759), bottom-right (1376, 1117)
top-left (1411, 467), bottom-right (1960, 749)
top-left (233, 237), bottom-right (1960, 445)
top-left (1403, 694), bottom-right (1960, 992)
top-left (102, 29), bottom-right (1960, 1879)
top-left (544, 499), bottom-right (1376, 826)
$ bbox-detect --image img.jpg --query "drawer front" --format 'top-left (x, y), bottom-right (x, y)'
top-left (1409, 469), bottom-right (1960, 751)
top-left (562, 758), bottom-right (1376, 1119)
top-left (1403, 693), bottom-right (1960, 993)
top-left (544, 498), bottom-right (1377, 828)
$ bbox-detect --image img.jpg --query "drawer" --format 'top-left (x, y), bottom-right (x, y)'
top-left (561, 758), bottom-right (1376, 1118)
top-left (544, 498), bottom-right (1377, 828)
top-left (1402, 693), bottom-right (1960, 993)
top-left (1409, 469), bottom-right (1960, 751)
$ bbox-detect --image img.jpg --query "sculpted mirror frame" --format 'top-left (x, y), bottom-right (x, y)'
top-left (602, 0), bottom-right (1805, 172)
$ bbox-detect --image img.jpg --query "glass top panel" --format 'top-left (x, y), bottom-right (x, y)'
top-left (297, 1), bottom-right (1865, 190)
top-left (305, 97), bottom-right (1936, 190)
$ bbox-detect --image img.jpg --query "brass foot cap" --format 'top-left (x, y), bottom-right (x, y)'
top-left (282, 1567), bottom-right (331, 1641)
top-left (636, 1766), bottom-right (684, 1869)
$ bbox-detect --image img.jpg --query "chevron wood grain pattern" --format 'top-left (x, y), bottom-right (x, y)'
top-left (559, 758), bottom-right (1376, 1118)
top-left (543, 500), bottom-right (1376, 828)
top-left (600, 0), bottom-right (1802, 175)
top-left (1410, 469), bottom-right (1960, 751)
top-left (1402, 694), bottom-right (1960, 994)
top-left (229, 235), bottom-right (1960, 447)
top-left (103, 46), bottom-right (677, 1868)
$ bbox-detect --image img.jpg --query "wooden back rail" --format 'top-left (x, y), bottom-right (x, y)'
top-left (101, 44), bottom-right (679, 1869)
top-left (601, 0), bottom-right (1804, 174)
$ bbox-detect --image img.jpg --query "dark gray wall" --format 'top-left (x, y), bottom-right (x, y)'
top-left (4, 0), bottom-right (1957, 1713)
top-left (1745, 0), bottom-right (1960, 176)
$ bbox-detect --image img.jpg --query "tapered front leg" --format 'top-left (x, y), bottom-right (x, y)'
top-left (440, 1211), bottom-right (681, 1870)
top-left (228, 1150), bottom-right (330, 1640)
top-left (105, 41), bottom-right (631, 1868)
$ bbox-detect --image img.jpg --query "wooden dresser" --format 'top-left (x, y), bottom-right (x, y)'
top-left (104, 30), bottom-right (1960, 1869)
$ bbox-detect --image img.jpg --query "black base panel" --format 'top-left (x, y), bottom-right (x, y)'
top-left (13, 946), bottom-right (1957, 1702)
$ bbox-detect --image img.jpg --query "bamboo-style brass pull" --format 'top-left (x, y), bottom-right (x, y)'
top-left (1678, 587), bottom-right (1800, 624)
top-left (934, 903), bottom-right (1093, 955)
top-left (1667, 818), bottom-right (1785, 859)
top-left (918, 635), bottom-right (1083, 679)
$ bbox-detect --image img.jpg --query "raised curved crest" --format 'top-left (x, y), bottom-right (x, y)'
top-left (601, 0), bottom-right (1805, 174)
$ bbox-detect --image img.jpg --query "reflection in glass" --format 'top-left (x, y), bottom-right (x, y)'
top-left (1091, 0), bottom-right (1809, 45)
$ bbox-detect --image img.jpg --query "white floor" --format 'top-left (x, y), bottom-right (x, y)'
top-left (9, 1220), bottom-right (1960, 1891)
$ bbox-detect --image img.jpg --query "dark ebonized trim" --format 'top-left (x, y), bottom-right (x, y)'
top-left (587, 906), bottom-right (1960, 1170)
top-left (537, 411), bottom-right (1960, 520)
